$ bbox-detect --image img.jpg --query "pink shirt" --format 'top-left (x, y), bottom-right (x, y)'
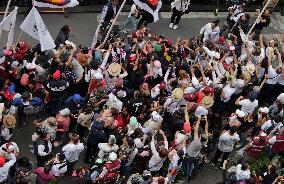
top-left (35, 167), bottom-right (55, 184)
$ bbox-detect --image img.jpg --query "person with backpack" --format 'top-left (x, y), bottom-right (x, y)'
top-left (12, 91), bottom-right (42, 126)
top-left (95, 152), bottom-right (121, 183)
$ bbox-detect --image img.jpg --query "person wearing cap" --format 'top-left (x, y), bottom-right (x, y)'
top-left (0, 142), bottom-right (19, 177)
top-left (95, 152), bottom-right (121, 183)
top-left (47, 70), bottom-right (69, 115)
top-left (62, 134), bottom-right (84, 176)
top-left (240, 132), bottom-right (268, 161)
top-left (64, 93), bottom-right (85, 115)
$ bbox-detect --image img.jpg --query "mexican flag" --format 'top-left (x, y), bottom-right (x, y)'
top-left (133, 0), bottom-right (162, 22)
top-left (34, 0), bottom-right (79, 8)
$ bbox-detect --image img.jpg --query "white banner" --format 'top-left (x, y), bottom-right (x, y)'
top-left (34, 0), bottom-right (79, 8)
top-left (20, 6), bottom-right (56, 51)
top-left (0, 7), bottom-right (18, 49)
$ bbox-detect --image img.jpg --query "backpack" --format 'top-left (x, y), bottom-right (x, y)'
top-left (23, 104), bottom-right (39, 116)
top-left (20, 74), bottom-right (29, 87)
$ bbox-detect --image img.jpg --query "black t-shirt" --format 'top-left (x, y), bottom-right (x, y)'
top-left (257, 15), bottom-right (271, 29)
top-left (127, 98), bottom-right (145, 117)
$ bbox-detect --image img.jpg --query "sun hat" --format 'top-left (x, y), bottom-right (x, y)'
top-left (172, 88), bottom-right (184, 102)
top-left (246, 62), bottom-right (255, 74)
top-left (236, 109), bottom-right (245, 118)
top-left (109, 152), bottom-right (117, 161)
top-left (107, 63), bottom-right (122, 77)
top-left (3, 114), bottom-right (16, 128)
top-left (0, 156), bottom-right (5, 167)
top-left (184, 86), bottom-right (197, 94)
top-left (129, 116), bottom-right (138, 126)
top-left (53, 70), bottom-right (61, 80)
top-left (201, 96), bottom-right (214, 108)
top-left (59, 108), bottom-right (70, 116)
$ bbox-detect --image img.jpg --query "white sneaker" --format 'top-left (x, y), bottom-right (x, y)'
top-left (173, 25), bottom-right (178, 30)
top-left (169, 23), bottom-right (173, 28)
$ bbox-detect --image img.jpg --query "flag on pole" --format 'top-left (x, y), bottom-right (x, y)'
top-left (34, 0), bottom-right (79, 8)
top-left (20, 7), bottom-right (56, 51)
top-left (133, 0), bottom-right (162, 22)
top-left (0, 6), bottom-right (18, 49)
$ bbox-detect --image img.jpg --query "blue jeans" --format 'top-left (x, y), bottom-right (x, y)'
top-left (183, 157), bottom-right (196, 178)
top-left (122, 16), bottom-right (137, 32)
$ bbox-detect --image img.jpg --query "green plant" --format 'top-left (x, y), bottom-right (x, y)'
top-left (250, 154), bottom-right (271, 175)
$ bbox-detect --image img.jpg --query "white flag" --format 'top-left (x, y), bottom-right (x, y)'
top-left (0, 7), bottom-right (18, 49)
top-left (20, 7), bottom-right (56, 51)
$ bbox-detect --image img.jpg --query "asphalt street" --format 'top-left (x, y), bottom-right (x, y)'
top-left (1, 10), bottom-right (284, 184)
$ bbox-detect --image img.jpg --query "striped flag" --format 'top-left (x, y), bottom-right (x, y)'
top-left (34, 0), bottom-right (79, 8)
top-left (133, 0), bottom-right (162, 22)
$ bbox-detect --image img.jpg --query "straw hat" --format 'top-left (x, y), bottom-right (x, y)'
top-left (172, 88), bottom-right (184, 102)
top-left (201, 96), bottom-right (214, 108)
top-left (246, 62), bottom-right (255, 74)
top-left (107, 63), bottom-right (121, 77)
top-left (3, 114), bottom-right (16, 128)
top-left (242, 70), bottom-right (251, 83)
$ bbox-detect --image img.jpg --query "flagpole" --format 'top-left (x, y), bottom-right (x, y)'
top-left (247, 0), bottom-right (271, 36)
top-left (102, 0), bottom-right (127, 45)
top-left (0, 0), bottom-right (12, 40)
top-left (16, 30), bottom-right (23, 45)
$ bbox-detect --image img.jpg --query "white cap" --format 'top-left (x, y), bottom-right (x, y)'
top-left (184, 86), bottom-right (196, 94)
top-left (259, 107), bottom-right (269, 114)
top-left (151, 111), bottom-right (161, 122)
top-left (109, 152), bottom-right (117, 161)
top-left (194, 106), bottom-right (208, 117)
top-left (59, 108), bottom-right (70, 116)
top-left (236, 109), bottom-right (245, 118)
top-left (277, 93), bottom-right (284, 104)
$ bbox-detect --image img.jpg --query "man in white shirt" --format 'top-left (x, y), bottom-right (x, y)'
top-left (62, 134), bottom-right (84, 176)
top-left (211, 126), bottom-right (240, 168)
top-left (0, 142), bottom-right (19, 177)
top-left (0, 154), bottom-right (16, 183)
top-left (200, 20), bottom-right (220, 42)
top-left (235, 92), bottom-right (258, 115)
top-left (169, 0), bottom-right (191, 30)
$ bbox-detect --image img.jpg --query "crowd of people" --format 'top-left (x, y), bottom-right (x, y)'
top-left (0, 0), bottom-right (284, 183)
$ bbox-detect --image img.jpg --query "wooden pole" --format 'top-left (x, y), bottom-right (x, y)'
top-left (102, 0), bottom-right (127, 45)
top-left (247, 0), bottom-right (271, 36)
top-left (16, 30), bottom-right (23, 46)
top-left (0, 0), bottom-right (12, 40)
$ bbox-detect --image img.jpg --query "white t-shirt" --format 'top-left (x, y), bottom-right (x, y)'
top-left (277, 75), bottom-right (284, 85)
top-left (236, 164), bottom-right (251, 180)
top-left (266, 66), bottom-right (281, 85)
top-left (239, 99), bottom-right (258, 114)
top-left (51, 159), bottom-right (67, 177)
top-left (62, 143), bottom-right (84, 162)
top-left (218, 132), bottom-right (240, 152)
top-left (221, 85), bottom-right (236, 102)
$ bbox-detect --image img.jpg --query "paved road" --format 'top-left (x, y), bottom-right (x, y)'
top-left (1, 10), bottom-right (283, 184)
